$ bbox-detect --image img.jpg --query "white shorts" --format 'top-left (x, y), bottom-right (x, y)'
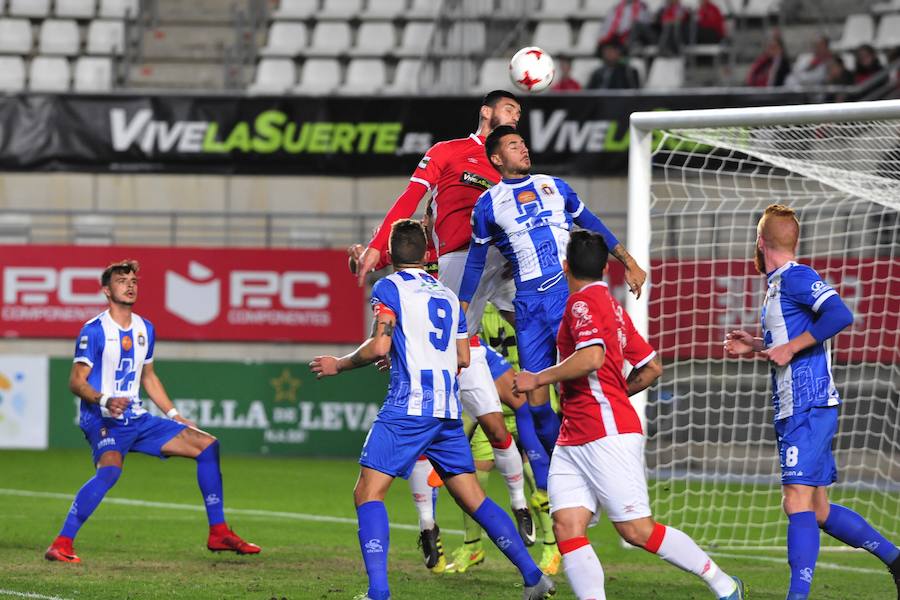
top-left (439, 246), bottom-right (515, 329)
top-left (458, 345), bottom-right (502, 418)
top-left (548, 433), bottom-right (652, 523)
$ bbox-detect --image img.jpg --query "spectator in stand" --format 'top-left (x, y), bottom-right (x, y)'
top-left (598, 0), bottom-right (655, 50)
top-left (853, 44), bottom-right (883, 85)
top-left (551, 55), bottom-right (582, 91)
top-left (695, 0), bottom-right (725, 44)
top-left (746, 31), bottom-right (790, 87)
top-left (588, 41), bottom-right (641, 89)
top-left (824, 56), bottom-right (853, 102)
top-left (785, 35), bottom-right (834, 88)
top-left (657, 0), bottom-right (690, 56)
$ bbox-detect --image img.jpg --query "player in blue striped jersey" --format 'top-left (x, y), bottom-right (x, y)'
top-left (311, 219), bottom-right (555, 600)
top-left (45, 260), bottom-right (259, 564)
top-left (458, 125), bottom-right (646, 455)
top-left (726, 204), bottom-right (900, 600)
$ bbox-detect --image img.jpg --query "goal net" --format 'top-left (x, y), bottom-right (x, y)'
top-left (628, 101), bottom-right (900, 550)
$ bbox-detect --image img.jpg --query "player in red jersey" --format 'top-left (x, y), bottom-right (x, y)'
top-left (514, 231), bottom-right (744, 600)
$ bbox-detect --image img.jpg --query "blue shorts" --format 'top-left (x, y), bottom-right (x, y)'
top-left (360, 411), bottom-right (475, 479)
top-left (83, 414), bottom-right (187, 465)
top-left (513, 289), bottom-right (568, 372)
top-left (483, 341), bottom-right (513, 381)
top-left (774, 406), bottom-right (838, 486)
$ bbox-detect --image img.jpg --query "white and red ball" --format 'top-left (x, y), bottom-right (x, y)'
top-left (508, 46), bottom-right (555, 93)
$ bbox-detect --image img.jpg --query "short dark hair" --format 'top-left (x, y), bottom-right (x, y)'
top-left (566, 230), bottom-right (609, 280)
top-left (389, 219), bottom-right (427, 266)
top-left (481, 89), bottom-right (519, 108)
top-left (484, 124), bottom-right (520, 164)
top-left (101, 260), bottom-right (139, 287)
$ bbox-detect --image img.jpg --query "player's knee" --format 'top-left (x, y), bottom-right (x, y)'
top-left (615, 521), bottom-right (651, 547)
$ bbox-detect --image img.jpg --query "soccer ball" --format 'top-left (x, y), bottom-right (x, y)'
top-left (509, 46), bottom-right (555, 93)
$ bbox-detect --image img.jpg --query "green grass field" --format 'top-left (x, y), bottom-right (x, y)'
top-left (0, 449), bottom-right (895, 600)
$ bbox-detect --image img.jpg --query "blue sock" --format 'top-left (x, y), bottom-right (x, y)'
top-left (472, 497), bottom-right (543, 586)
top-left (787, 511), bottom-right (819, 599)
top-left (357, 501), bottom-right (390, 600)
top-left (529, 402), bottom-right (560, 455)
top-left (514, 405), bottom-right (550, 490)
top-left (60, 465), bottom-right (121, 539)
top-left (196, 441), bottom-right (225, 526)
top-left (822, 503), bottom-right (900, 565)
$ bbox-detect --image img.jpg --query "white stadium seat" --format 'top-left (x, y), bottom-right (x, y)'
top-left (306, 22), bottom-right (352, 56)
top-left (408, 0), bottom-right (439, 18)
top-left (294, 58), bottom-right (342, 95)
top-left (437, 58), bottom-right (474, 88)
top-left (74, 56), bottom-right (113, 91)
top-left (0, 56), bottom-right (27, 92)
top-left (456, 0), bottom-right (493, 17)
top-left (247, 58), bottom-right (296, 94)
top-left (578, 0), bottom-right (620, 19)
top-left (835, 14), bottom-right (875, 52)
top-left (39, 20), bottom-right (80, 56)
top-left (737, 0), bottom-right (780, 18)
top-left (471, 57), bottom-right (510, 93)
top-left (99, 0), bottom-right (140, 19)
top-left (55, 0), bottom-right (96, 19)
top-left (571, 57), bottom-right (600, 86)
top-left (629, 56), bottom-right (646, 86)
top-left (350, 22), bottom-right (396, 56)
top-left (272, 0), bottom-right (319, 20)
top-left (87, 19), bottom-right (125, 54)
top-left (383, 59), bottom-right (429, 94)
top-left (0, 19), bottom-right (33, 54)
top-left (396, 22), bottom-right (435, 57)
top-left (259, 22), bottom-right (308, 57)
top-left (444, 21), bottom-right (486, 55)
top-left (361, 0), bottom-right (405, 19)
top-left (535, 0), bottom-right (580, 19)
top-left (8, 0), bottom-right (50, 18)
top-left (339, 58), bottom-right (387, 94)
top-left (645, 56), bottom-right (683, 89)
top-left (573, 20), bottom-right (603, 56)
top-left (318, 0), bottom-right (362, 19)
top-left (29, 56), bottom-right (71, 92)
top-left (532, 21), bottom-right (572, 56)
top-left (874, 14), bottom-right (900, 50)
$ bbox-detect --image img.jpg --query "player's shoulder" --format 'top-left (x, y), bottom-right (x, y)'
top-left (428, 135), bottom-right (472, 155)
top-left (569, 282), bottom-right (613, 313)
top-left (79, 311), bottom-right (106, 334)
top-left (782, 262), bottom-right (825, 289)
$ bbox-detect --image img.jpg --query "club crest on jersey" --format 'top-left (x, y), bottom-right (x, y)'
top-left (100, 427), bottom-right (108, 438)
top-left (417, 156), bottom-right (431, 169)
top-left (571, 300), bottom-right (592, 327)
top-left (121, 335), bottom-right (133, 351)
top-left (460, 171), bottom-right (495, 190)
top-left (138, 333), bottom-right (146, 346)
top-left (540, 184), bottom-right (553, 196)
top-left (516, 190), bottom-right (537, 204)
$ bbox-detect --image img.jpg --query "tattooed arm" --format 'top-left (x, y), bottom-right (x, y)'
top-left (625, 355), bottom-right (662, 396)
top-left (309, 310), bottom-right (396, 378)
top-left (610, 243), bottom-right (647, 300)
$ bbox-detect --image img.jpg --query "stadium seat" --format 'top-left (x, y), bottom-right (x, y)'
top-left (39, 20), bottom-right (80, 56)
top-left (396, 22), bottom-right (435, 57)
top-left (455, 0), bottom-right (493, 17)
top-left (872, 0), bottom-right (900, 15)
top-left (737, 0), bottom-right (780, 18)
top-left (629, 56), bottom-right (646, 85)
top-left (306, 22), bottom-right (352, 57)
top-left (259, 22), bottom-right (307, 57)
top-left (444, 21), bottom-right (486, 55)
top-left (874, 14), bottom-right (900, 50)
top-left (318, 0), bottom-right (362, 19)
top-left (247, 58), bottom-right (296, 93)
top-left (8, 0), bottom-right (50, 18)
top-left (0, 213), bottom-right (31, 244)
top-left (29, 56), bottom-right (71, 91)
top-left (578, 0), bottom-right (619, 19)
top-left (437, 58), bottom-right (474, 89)
top-left (339, 58), bottom-right (386, 94)
top-left (532, 21), bottom-right (572, 55)
top-left (571, 57), bottom-right (600, 86)
top-left (55, 0), bottom-right (95, 19)
top-left (294, 58), bottom-right (342, 95)
top-left (99, 0), bottom-right (139, 19)
top-left (835, 14), bottom-right (875, 52)
top-left (87, 19), bottom-right (125, 54)
top-left (408, 0), bottom-right (439, 19)
top-left (572, 20), bottom-right (604, 56)
top-left (74, 56), bottom-right (113, 91)
top-left (382, 58), bottom-right (429, 94)
top-left (535, 0), bottom-right (580, 19)
top-left (73, 214), bottom-right (114, 245)
top-left (0, 56), bottom-right (26, 92)
top-left (271, 0), bottom-right (319, 20)
top-left (644, 56), bottom-right (683, 88)
top-left (471, 57), bottom-right (510, 93)
top-left (0, 19), bottom-right (32, 54)
top-left (350, 22), bottom-right (396, 56)
top-left (361, 0), bottom-right (405, 19)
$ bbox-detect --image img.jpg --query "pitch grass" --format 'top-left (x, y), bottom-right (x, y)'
top-left (0, 450), bottom-right (895, 600)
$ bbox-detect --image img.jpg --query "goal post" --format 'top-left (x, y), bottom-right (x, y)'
top-left (627, 99), bottom-right (900, 550)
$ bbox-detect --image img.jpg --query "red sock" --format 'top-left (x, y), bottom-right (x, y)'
top-left (210, 522), bottom-right (229, 535)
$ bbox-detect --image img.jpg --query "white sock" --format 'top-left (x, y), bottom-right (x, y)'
top-left (652, 524), bottom-right (736, 598)
top-left (409, 457), bottom-right (434, 531)
top-left (560, 538), bottom-right (606, 600)
top-left (491, 434), bottom-right (526, 509)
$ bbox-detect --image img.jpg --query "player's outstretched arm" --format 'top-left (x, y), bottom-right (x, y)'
top-left (142, 362), bottom-right (196, 427)
top-left (310, 310), bottom-right (397, 378)
top-left (513, 345), bottom-right (606, 393)
top-left (626, 355), bottom-right (663, 396)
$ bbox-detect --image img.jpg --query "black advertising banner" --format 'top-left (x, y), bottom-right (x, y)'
top-left (0, 92), bottom-right (811, 175)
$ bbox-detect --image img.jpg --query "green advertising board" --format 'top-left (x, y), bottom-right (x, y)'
top-left (48, 358), bottom-right (388, 457)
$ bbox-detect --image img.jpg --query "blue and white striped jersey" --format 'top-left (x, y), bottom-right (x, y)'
top-left (761, 262), bottom-right (841, 420)
top-left (73, 310), bottom-right (155, 429)
top-left (370, 268), bottom-right (468, 419)
top-left (458, 174), bottom-right (620, 301)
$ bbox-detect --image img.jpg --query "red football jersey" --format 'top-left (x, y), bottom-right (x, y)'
top-left (411, 134), bottom-right (500, 255)
top-left (556, 281), bottom-right (656, 446)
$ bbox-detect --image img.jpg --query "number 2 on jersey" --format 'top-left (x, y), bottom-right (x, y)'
top-left (427, 297), bottom-right (453, 351)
